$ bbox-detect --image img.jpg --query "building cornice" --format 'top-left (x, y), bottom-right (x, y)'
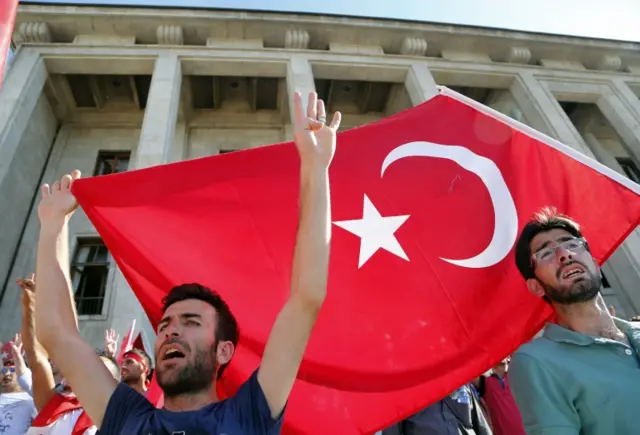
top-left (12, 4), bottom-right (640, 74)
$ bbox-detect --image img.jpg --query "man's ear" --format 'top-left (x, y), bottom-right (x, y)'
top-left (216, 341), bottom-right (235, 366)
top-left (526, 278), bottom-right (545, 298)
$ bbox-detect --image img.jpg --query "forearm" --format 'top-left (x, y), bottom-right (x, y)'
top-left (289, 163), bottom-right (330, 306)
top-left (35, 219), bottom-right (80, 350)
top-left (23, 301), bottom-right (56, 409)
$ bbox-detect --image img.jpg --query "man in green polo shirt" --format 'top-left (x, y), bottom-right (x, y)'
top-left (509, 208), bottom-right (640, 435)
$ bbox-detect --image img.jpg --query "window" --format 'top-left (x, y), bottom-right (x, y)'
top-left (616, 157), bottom-right (640, 184)
top-left (71, 239), bottom-right (110, 316)
top-left (94, 151), bottom-right (131, 176)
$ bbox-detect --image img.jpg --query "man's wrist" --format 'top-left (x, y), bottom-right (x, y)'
top-left (39, 216), bottom-right (69, 235)
top-left (300, 162), bottom-right (329, 180)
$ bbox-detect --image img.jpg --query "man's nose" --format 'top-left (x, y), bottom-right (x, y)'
top-left (163, 323), bottom-right (181, 339)
top-left (556, 246), bottom-right (574, 263)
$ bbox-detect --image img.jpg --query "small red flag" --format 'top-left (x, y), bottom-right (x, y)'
top-left (0, 0), bottom-right (18, 87)
top-left (116, 319), bottom-right (136, 366)
top-left (73, 88), bottom-right (640, 434)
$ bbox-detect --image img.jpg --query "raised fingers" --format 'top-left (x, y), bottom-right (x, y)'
top-left (329, 111), bottom-right (342, 130)
top-left (41, 184), bottom-right (50, 198)
top-left (293, 92), bottom-right (306, 130)
top-left (61, 174), bottom-right (73, 191)
top-left (307, 92), bottom-right (318, 120)
top-left (316, 98), bottom-right (327, 123)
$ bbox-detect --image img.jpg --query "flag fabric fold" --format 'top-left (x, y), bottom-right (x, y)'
top-left (72, 88), bottom-right (640, 434)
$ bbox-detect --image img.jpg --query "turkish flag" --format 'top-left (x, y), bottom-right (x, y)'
top-left (0, 0), bottom-right (18, 87)
top-left (72, 88), bottom-right (640, 434)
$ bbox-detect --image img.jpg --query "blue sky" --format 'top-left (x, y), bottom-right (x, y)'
top-left (20, 0), bottom-right (640, 43)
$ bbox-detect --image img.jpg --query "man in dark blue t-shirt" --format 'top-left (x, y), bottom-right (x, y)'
top-left (33, 90), bottom-right (342, 434)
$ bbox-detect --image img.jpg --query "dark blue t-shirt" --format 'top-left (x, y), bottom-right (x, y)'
top-left (99, 370), bottom-right (283, 434)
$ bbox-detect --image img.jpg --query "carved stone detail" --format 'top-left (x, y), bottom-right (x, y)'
top-left (18, 22), bottom-right (52, 43)
top-left (284, 29), bottom-right (309, 49)
top-left (156, 25), bottom-right (183, 45)
top-left (399, 37), bottom-right (427, 56)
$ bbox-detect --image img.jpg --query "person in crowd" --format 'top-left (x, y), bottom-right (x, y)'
top-left (469, 376), bottom-right (491, 430)
top-left (510, 208), bottom-right (640, 434)
top-left (103, 329), bottom-right (152, 396)
top-left (34, 91), bottom-right (340, 434)
top-left (480, 359), bottom-right (524, 435)
top-left (0, 334), bottom-right (36, 434)
top-left (382, 384), bottom-right (492, 435)
top-left (16, 274), bottom-right (120, 435)
top-left (120, 349), bottom-right (151, 395)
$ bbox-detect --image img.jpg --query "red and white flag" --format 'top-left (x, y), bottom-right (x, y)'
top-left (0, 0), bottom-right (18, 87)
top-left (72, 87), bottom-right (640, 434)
top-left (116, 318), bottom-right (136, 366)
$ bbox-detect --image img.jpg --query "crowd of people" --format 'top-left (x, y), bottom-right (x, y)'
top-left (1, 91), bottom-right (639, 434)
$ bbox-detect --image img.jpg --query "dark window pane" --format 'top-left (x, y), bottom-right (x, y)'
top-left (94, 151), bottom-right (131, 176)
top-left (71, 239), bottom-right (110, 316)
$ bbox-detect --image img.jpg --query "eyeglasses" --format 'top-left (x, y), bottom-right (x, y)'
top-left (1, 367), bottom-right (15, 375)
top-left (532, 238), bottom-right (588, 266)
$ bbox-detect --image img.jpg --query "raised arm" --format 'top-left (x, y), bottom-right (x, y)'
top-left (257, 91), bottom-right (341, 417)
top-left (35, 171), bottom-right (117, 426)
top-left (18, 275), bottom-right (57, 411)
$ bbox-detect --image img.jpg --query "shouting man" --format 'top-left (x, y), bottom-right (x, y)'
top-left (34, 91), bottom-right (340, 434)
top-left (120, 349), bottom-right (151, 395)
top-left (510, 208), bottom-right (640, 434)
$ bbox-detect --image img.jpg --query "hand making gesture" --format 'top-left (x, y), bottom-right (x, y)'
top-left (292, 91), bottom-right (341, 169)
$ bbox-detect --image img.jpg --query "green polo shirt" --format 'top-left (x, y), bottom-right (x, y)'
top-left (509, 318), bottom-right (640, 435)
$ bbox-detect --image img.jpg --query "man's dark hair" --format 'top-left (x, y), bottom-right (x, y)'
top-left (96, 348), bottom-right (121, 381)
top-left (515, 207), bottom-right (584, 280)
top-left (162, 283), bottom-right (239, 378)
top-left (125, 348), bottom-right (152, 373)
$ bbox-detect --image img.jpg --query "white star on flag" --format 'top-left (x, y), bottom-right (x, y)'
top-left (0, 351), bottom-right (7, 361)
top-left (333, 194), bottom-right (410, 268)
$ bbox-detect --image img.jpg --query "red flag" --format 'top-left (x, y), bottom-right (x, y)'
top-left (0, 0), bottom-right (18, 87)
top-left (72, 88), bottom-right (640, 434)
top-left (116, 319), bottom-right (136, 366)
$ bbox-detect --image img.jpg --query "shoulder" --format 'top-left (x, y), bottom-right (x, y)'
top-left (225, 370), bottom-right (284, 433)
top-left (99, 383), bottom-right (155, 434)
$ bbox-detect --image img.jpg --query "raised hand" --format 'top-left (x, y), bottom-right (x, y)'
top-left (10, 333), bottom-right (27, 376)
top-left (292, 92), bottom-right (341, 169)
top-left (17, 274), bottom-right (36, 303)
top-left (104, 329), bottom-right (119, 358)
top-left (38, 170), bottom-right (82, 223)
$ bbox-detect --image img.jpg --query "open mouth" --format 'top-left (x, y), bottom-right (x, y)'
top-left (161, 347), bottom-right (186, 361)
top-left (561, 265), bottom-right (585, 280)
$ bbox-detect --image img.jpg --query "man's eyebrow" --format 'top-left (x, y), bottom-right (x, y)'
top-left (533, 236), bottom-right (574, 254)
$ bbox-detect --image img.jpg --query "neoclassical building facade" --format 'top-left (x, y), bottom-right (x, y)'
top-left (2, 3), bottom-right (640, 348)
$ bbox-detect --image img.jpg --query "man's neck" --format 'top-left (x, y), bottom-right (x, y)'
top-left (164, 389), bottom-right (218, 412)
top-left (126, 379), bottom-right (148, 395)
top-left (554, 294), bottom-right (624, 341)
top-left (0, 385), bottom-right (21, 394)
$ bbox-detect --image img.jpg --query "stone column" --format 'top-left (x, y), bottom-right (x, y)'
top-left (405, 62), bottom-right (438, 106)
top-left (485, 89), bottom-right (527, 124)
top-left (0, 48), bottom-right (53, 313)
top-left (516, 72), bottom-right (640, 316)
top-left (285, 56), bottom-right (315, 134)
top-left (134, 54), bottom-right (182, 169)
top-left (109, 53), bottom-right (183, 343)
top-left (596, 88), bottom-right (640, 163)
top-left (611, 78), bottom-right (640, 120)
